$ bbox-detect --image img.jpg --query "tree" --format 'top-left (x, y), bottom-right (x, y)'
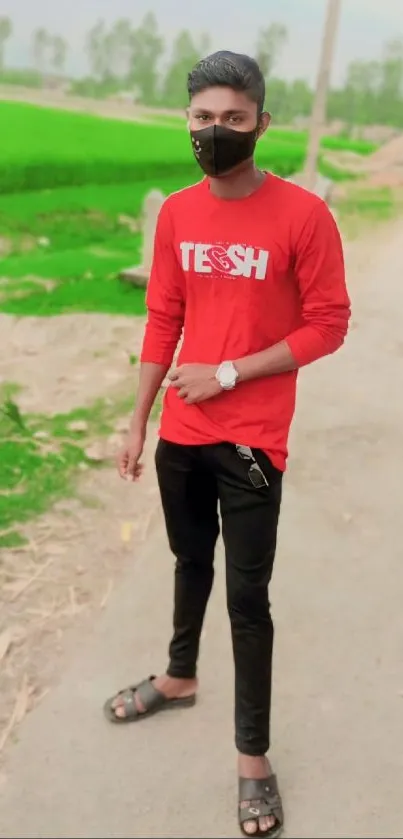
top-left (51, 35), bottom-right (68, 75)
top-left (103, 18), bottom-right (133, 79)
top-left (198, 32), bottom-right (211, 59)
top-left (330, 58), bottom-right (384, 134)
top-left (163, 30), bottom-right (210, 108)
top-left (326, 36), bottom-right (403, 131)
top-left (129, 12), bottom-right (164, 103)
top-left (287, 79), bottom-right (313, 119)
top-left (0, 16), bottom-right (12, 70)
top-left (345, 60), bottom-right (378, 131)
top-left (377, 38), bottom-right (403, 125)
top-left (32, 28), bottom-right (49, 76)
top-left (86, 19), bottom-right (108, 80)
top-left (255, 23), bottom-right (287, 81)
top-left (265, 77), bottom-right (289, 120)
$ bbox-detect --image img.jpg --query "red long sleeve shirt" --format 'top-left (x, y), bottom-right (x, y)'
top-left (141, 174), bottom-right (350, 471)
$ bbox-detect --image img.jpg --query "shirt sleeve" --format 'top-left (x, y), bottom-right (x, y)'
top-left (285, 200), bottom-right (351, 367)
top-left (140, 199), bottom-right (185, 366)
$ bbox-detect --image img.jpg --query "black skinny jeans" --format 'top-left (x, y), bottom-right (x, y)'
top-left (155, 439), bottom-right (283, 756)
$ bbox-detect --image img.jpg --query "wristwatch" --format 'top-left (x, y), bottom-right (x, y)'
top-left (215, 361), bottom-right (239, 390)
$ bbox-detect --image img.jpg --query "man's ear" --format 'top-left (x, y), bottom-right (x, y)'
top-left (258, 111), bottom-right (271, 138)
top-left (185, 106), bottom-right (190, 130)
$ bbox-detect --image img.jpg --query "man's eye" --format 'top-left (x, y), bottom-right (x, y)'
top-left (229, 116), bottom-right (242, 125)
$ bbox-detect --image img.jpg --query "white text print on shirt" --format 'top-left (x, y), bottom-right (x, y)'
top-left (179, 241), bottom-right (269, 281)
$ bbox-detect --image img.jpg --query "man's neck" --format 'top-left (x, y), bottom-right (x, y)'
top-left (208, 163), bottom-right (266, 201)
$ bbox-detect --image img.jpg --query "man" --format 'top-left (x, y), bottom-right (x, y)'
top-left (104, 51), bottom-right (350, 837)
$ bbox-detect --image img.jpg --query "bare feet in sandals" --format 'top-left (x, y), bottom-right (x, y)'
top-left (238, 755), bottom-right (283, 837)
top-left (105, 674), bottom-right (197, 722)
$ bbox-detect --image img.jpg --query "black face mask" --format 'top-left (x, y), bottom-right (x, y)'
top-left (190, 124), bottom-right (258, 177)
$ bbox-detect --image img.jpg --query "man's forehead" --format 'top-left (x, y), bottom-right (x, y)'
top-left (190, 87), bottom-right (255, 107)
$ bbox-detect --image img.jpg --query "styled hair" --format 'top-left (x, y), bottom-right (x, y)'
top-left (187, 50), bottom-right (265, 113)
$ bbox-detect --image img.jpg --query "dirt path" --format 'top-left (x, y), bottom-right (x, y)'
top-left (0, 313), bottom-right (146, 414)
top-left (0, 85), bottom-right (185, 124)
top-left (0, 220), bottom-right (402, 837)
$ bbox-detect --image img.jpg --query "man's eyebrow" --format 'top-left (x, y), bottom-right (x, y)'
top-left (193, 108), bottom-right (249, 116)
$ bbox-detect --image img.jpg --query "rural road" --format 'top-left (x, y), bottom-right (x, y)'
top-left (0, 221), bottom-right (402, 838)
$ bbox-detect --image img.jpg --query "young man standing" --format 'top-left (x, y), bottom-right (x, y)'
top-left (104, 51), bottom-right (350, 837)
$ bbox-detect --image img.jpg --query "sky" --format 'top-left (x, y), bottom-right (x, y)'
top-left (1, 0), bottom-right (403, 85)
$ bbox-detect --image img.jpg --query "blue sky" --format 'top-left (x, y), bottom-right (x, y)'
top-left (2, 0), bottom-right (403, 84)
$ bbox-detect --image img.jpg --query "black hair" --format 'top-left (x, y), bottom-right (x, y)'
top-left (187, 50), bottom-right (265, 114)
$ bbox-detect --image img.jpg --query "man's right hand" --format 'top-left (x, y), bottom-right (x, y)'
top-left (116, 426), bottom-right (146, 482)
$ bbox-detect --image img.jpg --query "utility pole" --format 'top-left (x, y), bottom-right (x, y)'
top-left (304, 0), bottom-right (342, 191)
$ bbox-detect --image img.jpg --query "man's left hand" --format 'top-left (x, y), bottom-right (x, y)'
top-left (168, 364), bottom-right (222, 404)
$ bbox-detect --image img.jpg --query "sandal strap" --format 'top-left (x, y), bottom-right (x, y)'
top-left (239, 801), bottom-right (275, 821)
top-left (239, 775), bottom-right (283, 827)
top-left (115, 676), bottom-right (166, 719)
top-left (134, 678), bottom-right (167, 712)
top-left (117, 689), bottom-right (138, 718)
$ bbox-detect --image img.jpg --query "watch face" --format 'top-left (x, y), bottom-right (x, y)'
top-left (220, 363), bottom-right (236, 386)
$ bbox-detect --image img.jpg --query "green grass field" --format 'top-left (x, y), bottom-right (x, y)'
top-left (0, 100), bottom-right (380, 318)
top-left (1, 101), bottom-right (304, 192)
top-left (2, 101), bottom-right (375, 194)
